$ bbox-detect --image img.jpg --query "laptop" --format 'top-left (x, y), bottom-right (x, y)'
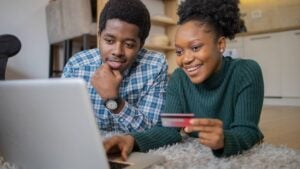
top-left (0, 78), bottom-right (165, 169)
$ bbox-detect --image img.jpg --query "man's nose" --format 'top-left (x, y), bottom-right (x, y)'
top-left (112, 43), bottom-right (124, 57)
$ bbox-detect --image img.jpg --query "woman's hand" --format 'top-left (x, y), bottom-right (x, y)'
top-left (103, 135), bottom-right (135, 161)
top-left (184, 118), bottom-right (224, 150)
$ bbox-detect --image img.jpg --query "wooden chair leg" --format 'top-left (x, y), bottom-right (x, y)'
top-left (49, 44), bottom-right (54, 77)
top-left (63, 39), bottom-right (73, 66)
top-left (83, 34), bottom-right (90, 50)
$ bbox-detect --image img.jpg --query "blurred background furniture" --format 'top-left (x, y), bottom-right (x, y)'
top-left (0, 34), bottom-right (21, 80)
top-left (46, 0), bottom-right (97, 77)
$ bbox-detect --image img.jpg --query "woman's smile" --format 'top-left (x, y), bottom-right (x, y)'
top-left (184, 64), bottom-right (202, 76)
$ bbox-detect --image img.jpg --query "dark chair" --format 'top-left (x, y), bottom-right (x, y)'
top-left (0, 34), bottom-right (21, 80)
top-left (46, 0), bottom-right (97, 77)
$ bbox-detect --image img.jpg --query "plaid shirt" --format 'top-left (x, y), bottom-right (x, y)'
top-left (62, 48), bottom-right (168, 133)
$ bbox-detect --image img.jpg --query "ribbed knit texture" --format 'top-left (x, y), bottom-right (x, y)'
top-left (131, 57), bottom-right (264, 157)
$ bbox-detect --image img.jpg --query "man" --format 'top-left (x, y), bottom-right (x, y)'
top-left (62, 0), bottom-right (168, 133)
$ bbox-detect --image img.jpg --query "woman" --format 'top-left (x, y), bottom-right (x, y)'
top-left (104, 0), bottom-right (264, 159)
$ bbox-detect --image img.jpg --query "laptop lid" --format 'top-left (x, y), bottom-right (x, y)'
top-left (0, 79), bottom-right (110, 169)
top-left (0, 78), bottom-right (165, 169)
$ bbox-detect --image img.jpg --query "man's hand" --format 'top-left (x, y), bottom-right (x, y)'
top-left (91, 63), bottom-right (122, 100)
top-left (103, 135), bottom-right (135, 161)
top-left (184, 118), bottom-right (224, 150)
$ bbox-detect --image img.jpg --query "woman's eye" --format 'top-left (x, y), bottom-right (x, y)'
top-left (192, 46), bottom-right (200, 52)
top-left (175, 49), bottom-right (183, 56)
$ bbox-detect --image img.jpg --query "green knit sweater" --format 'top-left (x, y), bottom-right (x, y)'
top-left (131, 57), bottom-right (264, 157)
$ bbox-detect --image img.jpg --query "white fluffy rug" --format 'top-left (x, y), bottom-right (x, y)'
top-left (0, 156), bottom-right (17, 169)
top-left (1, 136), bottom-right (299, 169)
top-left (148, 138), bottom-right (300, 169)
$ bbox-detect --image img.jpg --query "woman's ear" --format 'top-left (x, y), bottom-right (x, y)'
top-left (218, 36), bottom-right (226, 53)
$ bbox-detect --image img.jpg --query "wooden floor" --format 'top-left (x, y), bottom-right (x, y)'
top-left (259, 105), bottom-right (300, 149)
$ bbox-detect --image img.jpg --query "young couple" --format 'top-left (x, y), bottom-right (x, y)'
top-left (63, 0), bottom-right (264, 158)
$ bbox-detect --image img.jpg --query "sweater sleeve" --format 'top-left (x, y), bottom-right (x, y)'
top-left (213, 59), bottom-right (264, 157)
top-left (131, 126), bottom-right (182, 152)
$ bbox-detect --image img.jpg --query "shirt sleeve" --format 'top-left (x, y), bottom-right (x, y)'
top-left (213, 60), bottom-right (264, 157)
top-left (130, 70), bottom-right (183, 151)
top-left (61, 58), bottom-right (75, 78)
top-left (111, 59), bottom-right (168, 132)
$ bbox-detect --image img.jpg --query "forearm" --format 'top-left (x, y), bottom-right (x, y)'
top-left (213, 126), bottom-right (263, 157)
top-left (131, 126), bottom-right (182, 152)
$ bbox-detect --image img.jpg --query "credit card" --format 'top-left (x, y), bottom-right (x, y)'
top-left (160, 113), bottom-right (194, 127)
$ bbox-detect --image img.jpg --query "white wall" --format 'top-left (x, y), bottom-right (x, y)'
top-left (0, 0), bottom-right (50, 79)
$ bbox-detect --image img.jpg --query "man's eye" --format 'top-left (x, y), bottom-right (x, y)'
top-left (125, 43), bottom-right (135, 48)
top-left (105, 39), bottom-right (113, 44)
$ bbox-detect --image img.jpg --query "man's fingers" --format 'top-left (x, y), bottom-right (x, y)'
top-left (103, 140), bottom-right (114, 152)
top-left (102, 62), bottom-right (111, 70)
top-left (103, 137), bottom-right (119, 152)
top-left (103, 63), bottom-right (122, 80)
top-left (112, 69), bottom-right (122, 80)
top-left (120, 146), bottom-right (129, 161)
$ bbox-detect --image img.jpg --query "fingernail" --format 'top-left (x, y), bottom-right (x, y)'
top-left (184, 127), bottom-right (189, 132)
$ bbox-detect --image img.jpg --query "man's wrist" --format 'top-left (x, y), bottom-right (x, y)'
top-left (111, 97), bottom-right (125, 114)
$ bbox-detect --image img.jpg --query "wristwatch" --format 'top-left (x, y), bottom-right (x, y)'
top-left (104, 97), bottom-right (120, 111)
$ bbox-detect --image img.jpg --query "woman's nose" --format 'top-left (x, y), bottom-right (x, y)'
top-left (182, 51), bottom-right (194, 64)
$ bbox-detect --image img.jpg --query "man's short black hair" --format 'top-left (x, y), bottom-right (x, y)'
top-left (177, 0), bottom-right (241, 40)
top-left (99, 0), bottom-right (151, 45)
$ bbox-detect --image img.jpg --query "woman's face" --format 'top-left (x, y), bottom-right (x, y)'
top-left (175, 20), bottom-right (225, 84)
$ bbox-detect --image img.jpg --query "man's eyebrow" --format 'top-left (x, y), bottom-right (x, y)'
top-left (103, 33), bottom-right (137, 43)
top-left (102, 33), bottom-right (115, 38)
top-left (124, 38), bottom-right (137, 43)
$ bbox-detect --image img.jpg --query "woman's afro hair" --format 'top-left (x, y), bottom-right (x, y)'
top-left (99, 0), bottom-right (151, 44)
top-left (177, 0), bottom-right (241, 40)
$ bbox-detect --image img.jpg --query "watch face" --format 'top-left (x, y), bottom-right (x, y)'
top-left (106, 99), bottom-right (118, 110)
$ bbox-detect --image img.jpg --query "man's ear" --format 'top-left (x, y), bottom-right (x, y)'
top-left (97, 31), bottom-right (101, 49)
top-left (218, 36), bottom-right (226, 53)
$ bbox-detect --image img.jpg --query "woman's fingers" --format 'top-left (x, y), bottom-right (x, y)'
top-left (197, 129), bottom-right (224, 149)
top-left (183, 118), bottom-right (224, 149)
top-left (185, 125), bottom-right (213, 133)
top-left (184, 118), bottom-right (222, 133)
top-left (190, 118), bottom-right (223, 127)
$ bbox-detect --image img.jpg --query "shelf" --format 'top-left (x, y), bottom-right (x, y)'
top-left (236, 26), bottom-right (300, 37)
top-left (144, 44), bottom-right (175, 51)
top-left (151, 17), bottom-right (177, 26)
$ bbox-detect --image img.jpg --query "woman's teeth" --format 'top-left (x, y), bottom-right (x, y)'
top-left (187, 65), bottom-right (200, 72)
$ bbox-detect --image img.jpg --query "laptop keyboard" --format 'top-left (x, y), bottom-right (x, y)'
top-left (109, 161), bottom-right (131, 169)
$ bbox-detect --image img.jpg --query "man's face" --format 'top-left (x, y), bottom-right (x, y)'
top-left (99, 19), bottom-right (141, 73)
